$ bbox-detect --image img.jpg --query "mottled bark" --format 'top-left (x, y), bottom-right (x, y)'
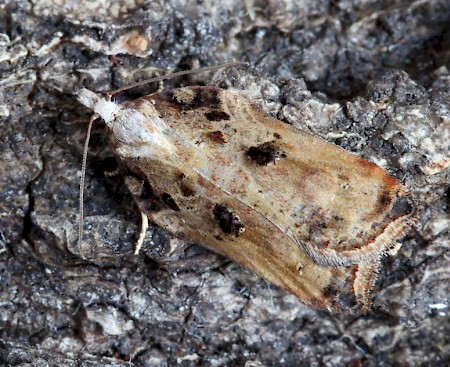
top-left (1, 1), bottom-right (449, 366)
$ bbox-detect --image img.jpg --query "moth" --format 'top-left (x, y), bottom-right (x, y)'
top-left (77, 65), bottom-right (417, 314)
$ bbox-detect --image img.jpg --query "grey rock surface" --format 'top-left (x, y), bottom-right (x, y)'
top-left (1, 0), bottom-right (449, 366)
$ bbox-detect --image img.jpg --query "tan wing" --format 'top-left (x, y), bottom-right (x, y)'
top-left (122, 155), bottom-right (377, 313)
top-left (118, 86), bottom-right (416, 313)
top-left (131, 86), bottom-right (417, 265)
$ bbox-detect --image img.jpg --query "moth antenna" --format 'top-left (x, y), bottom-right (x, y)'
top-left (106, 60), bottom-right (247, 100)
top-left (78, 113), bottom-right (98, 256)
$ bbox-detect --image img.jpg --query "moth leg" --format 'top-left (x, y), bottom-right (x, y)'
top-left (134, 211), bottom-right (149, 255)
top-left (122, 175), bottom-right (152, 255)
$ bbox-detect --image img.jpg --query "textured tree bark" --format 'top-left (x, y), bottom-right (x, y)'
top-left (1, 1), bottom-right (449, 366)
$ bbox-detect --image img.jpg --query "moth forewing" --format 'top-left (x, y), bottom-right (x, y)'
top-left (77, 83), bottom-right (417, 314)
top-left (140, 86), bottom-right (417, 257)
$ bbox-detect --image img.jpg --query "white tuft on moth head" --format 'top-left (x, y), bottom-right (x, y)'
top-left (77, 88), bottom-right (120, 124)
top-left (77, 88), bottom-right (175, 157)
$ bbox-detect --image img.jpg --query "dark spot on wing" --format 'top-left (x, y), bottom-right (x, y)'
top-left (140, 179), bottom-right (155, 201)
top-left (204, 110), bottom-right (230, 121)
top-left (391, 195), bottom-right (414, 219)
top-left (161, 192), bottom-right (180, 212)
top-left (247, 141), bottom-right (286, 165)
top-left (322, 271), bottom-right (358, 311)
top-left (158, 86), bottom-right (221, 110)
top-left (180, 182), bottom-right (195, 197)
top-left (374, 190), bottom-right (393, 215)
top-left (178, 173), bottom-right (195, 197)
top-left (379, 191), bottom-right (392, 207)
top-left (124, 174), bottom-right (162, 213)
top-left (213, 204), bottom-right (245, 237)
top-left (337, 173), bottom-right (349, 181)
top-left (206, 130), bottom-right (226, 144)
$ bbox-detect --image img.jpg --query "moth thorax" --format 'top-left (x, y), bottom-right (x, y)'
top-left (110, 107), bottom-right (172, 149)
top-left (76, 88), bottom-right (120, 123)
top-left (94, 99), bottom-right (120, 124)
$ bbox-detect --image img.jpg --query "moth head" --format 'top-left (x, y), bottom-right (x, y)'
top-left (77, 88), bottom-right (120, 124)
